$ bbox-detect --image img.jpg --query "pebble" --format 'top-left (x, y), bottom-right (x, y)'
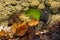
top-left (50, 1), bottom-right (60, 13)
top-left (40, 7), bottom-right (50, 23)
top-left (38, 4), bottom-right (45, 10)
top-left (30, 0), bottom-right (40, 6)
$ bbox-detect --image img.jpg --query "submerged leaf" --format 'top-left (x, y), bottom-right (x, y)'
top-left (16, 22), bottom-right (28, 36)
top-left (0, 30), bottom-right (5, 37)
top-left (28, 20), bottom-right (39, 26)
top-left (11, 23), bottom-right (17, 34)
top-left (25, 9), bottom-right (41, 20)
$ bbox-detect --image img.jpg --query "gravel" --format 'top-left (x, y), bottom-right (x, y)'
top-left (0, 0), bottom-right (60, 40)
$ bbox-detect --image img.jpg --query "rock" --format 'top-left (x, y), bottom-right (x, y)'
top-left (50, 1), bottom-right (60, 13)
top-left (48, 15), bottom-right (60, 27)
top-left (35, 21), bottom-right (44, 31)
top-left (45, 0), bottom-right (53, 6)
top-left (30, 0), bottom-right (40, 6)
top-left (21, 2), bottom-right (30, 7)
top-left (15, 4), bottom-right (23, 12)
top-left (33, 35), bottom-right (40, 40)
top-left (50, 33), bottom-right (60, 40)
top-left (40, 7), bottom-right (51, 23)
top-left (38, 4), bottom-right (45, 10)
top-left (50, 1), bottom-right (60, 9)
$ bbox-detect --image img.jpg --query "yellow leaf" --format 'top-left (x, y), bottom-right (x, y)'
top-left (11, 23), bottom-right (17, 34)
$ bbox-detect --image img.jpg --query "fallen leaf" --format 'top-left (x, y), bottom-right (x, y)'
top-left (16, 22), bottom-right (28, 36)
top-left (11, 23), bottom-right (17, 34)
top-left (28, 20), bottom-right (39, 26)
top-left (8, 38), bottom-right (13, 40)
top-left (0, 30), bottom-right (5, 37)
top-left (25, 8), bottom-right (41, 20)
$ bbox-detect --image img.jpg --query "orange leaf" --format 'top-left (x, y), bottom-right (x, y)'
top-left (16, 22), bottom-right (28, 36)
top-left (0, 30), bottom-right (5, 37)
top-left (11, 23), bottom-right (17, 34)
top-left (28, 20), bottom-right (39, 26)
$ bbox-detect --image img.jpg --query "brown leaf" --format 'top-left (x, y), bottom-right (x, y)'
top-left (16, 22), bottom-right (28, 36)
top-left (8, 38), bottom-right (13, 40)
